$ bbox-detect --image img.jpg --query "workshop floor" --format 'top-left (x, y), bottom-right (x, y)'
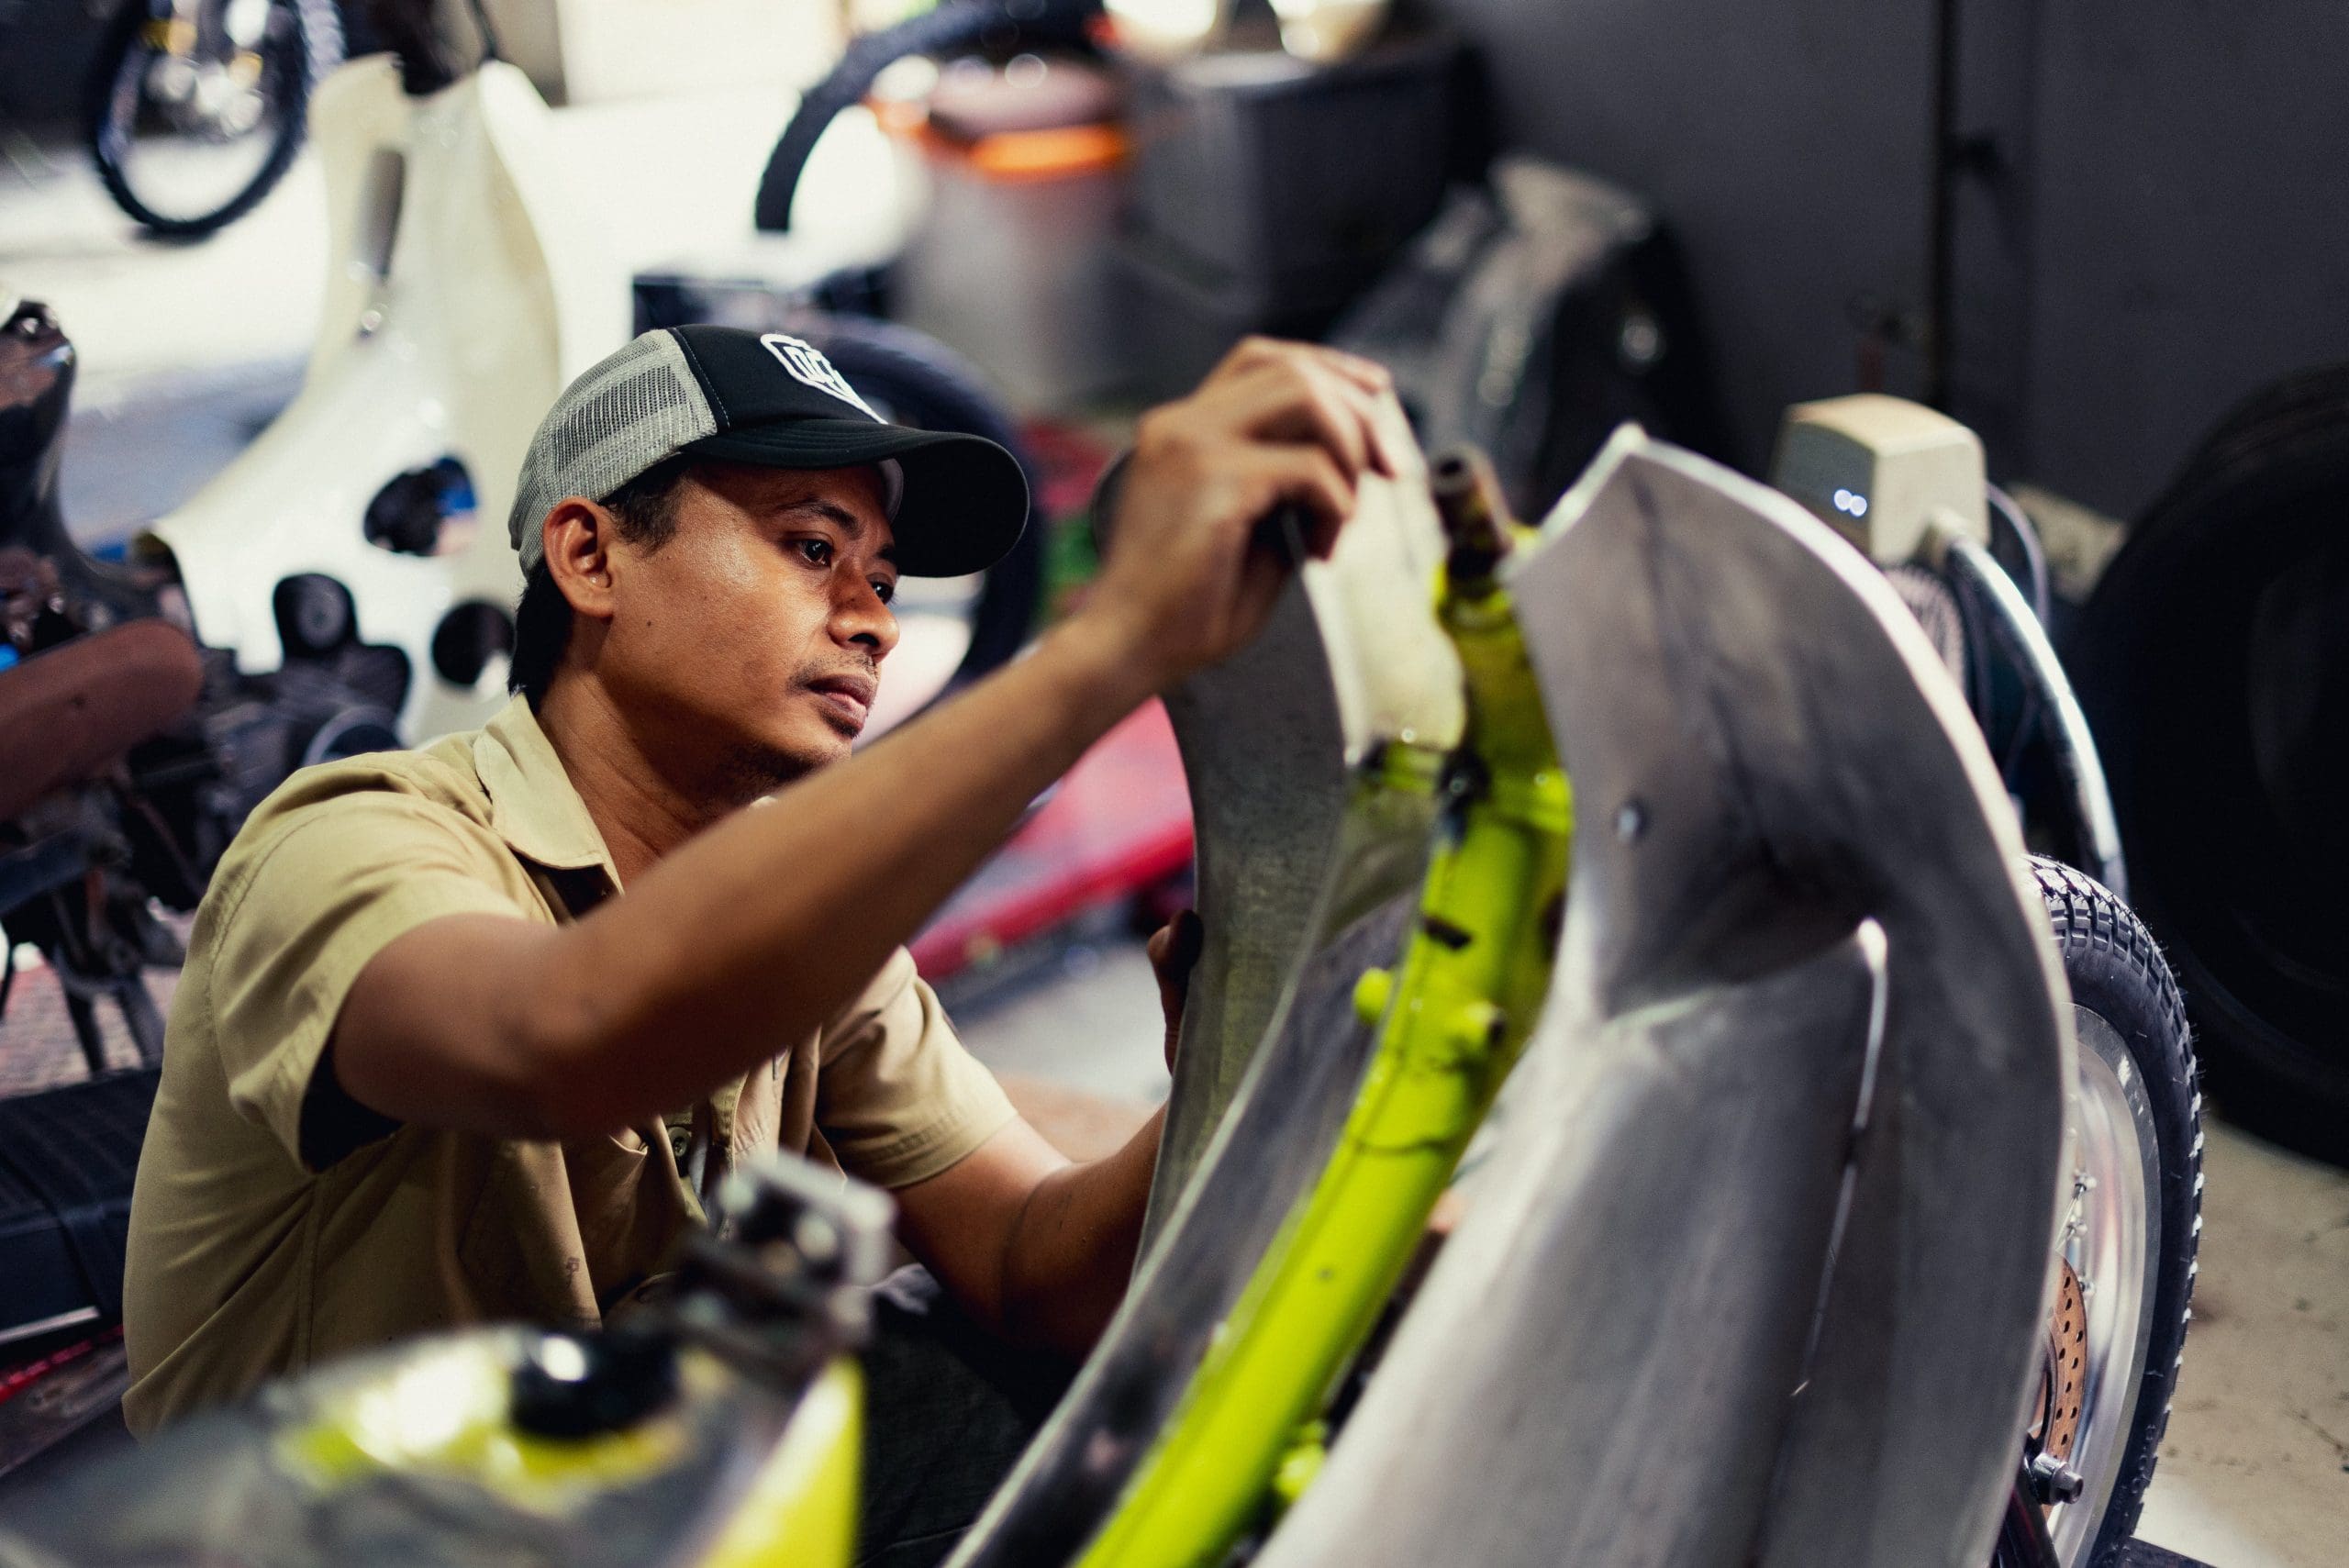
top-left (4, 83), bottom-right (2343, 1567)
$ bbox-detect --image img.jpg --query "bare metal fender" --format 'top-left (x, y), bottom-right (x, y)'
top-left (946, 404), bottom-right (1458, 1568)
top-left (1142, 401), bottom-right (1464, 1223)
top-left (1257, 430), bottom-right (2072, 1568)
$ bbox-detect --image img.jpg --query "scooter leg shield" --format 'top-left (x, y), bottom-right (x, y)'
top-left (1257, 431), bottom-right (2072, 1568)
top-left (946, 408), bottom-right (1462, 1568)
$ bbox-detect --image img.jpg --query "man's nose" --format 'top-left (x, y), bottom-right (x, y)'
top-left (834, 576), bottom-right (899, 658)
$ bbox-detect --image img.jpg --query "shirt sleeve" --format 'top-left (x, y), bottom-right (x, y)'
top-left (815, 948), bottom-right (1018, 1189)
top-left (203, 793), bottom-right (534, 1172)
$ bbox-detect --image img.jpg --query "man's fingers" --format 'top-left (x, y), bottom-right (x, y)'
top-left (1239, 443), bottom-right (1356, 547)
top-left (1305, 342), bottom-right (1394, 399)
top-left (1214, 358), bottom-right (1394, 486)
top-left (1213, 335), bottom-right (1389, 398)
top-left (1148, 909), bottom-right (1203, 990)
top-left (1150, 909), bottom-right (1203, 1072)
top-left (1200, 340), bottom-right (1398, 481)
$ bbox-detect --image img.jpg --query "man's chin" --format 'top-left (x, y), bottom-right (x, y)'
top-left (714, 720), bottom-right (849, 804)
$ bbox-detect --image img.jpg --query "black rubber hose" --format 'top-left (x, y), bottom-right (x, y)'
top-left (1941, 531), bottom-right (2130, 900)
top-left (752, 1), bottom-right (1003, 233)
top-left (1986, 481), bottom-right (2053, 626)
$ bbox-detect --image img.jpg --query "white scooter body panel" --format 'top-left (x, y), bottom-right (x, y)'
top-left (145, 58), bottom-right (630, 740)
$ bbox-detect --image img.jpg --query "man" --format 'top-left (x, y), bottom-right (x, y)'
top-left (122, 325), bottom-right (1395, 1559)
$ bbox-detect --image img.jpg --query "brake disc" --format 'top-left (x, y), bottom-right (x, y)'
top-left (2039, 1261), bottom-right (2089, 1466)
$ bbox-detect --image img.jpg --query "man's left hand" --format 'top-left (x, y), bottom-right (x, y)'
top-left (1148, 909), bottom-right (1203, 1073)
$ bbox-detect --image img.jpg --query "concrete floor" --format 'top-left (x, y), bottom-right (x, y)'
top-left (4, 81), bottom-right (2344, 1568)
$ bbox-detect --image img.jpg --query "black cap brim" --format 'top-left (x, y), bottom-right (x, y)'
top-left (683, 418), bottom-right (1029, 578)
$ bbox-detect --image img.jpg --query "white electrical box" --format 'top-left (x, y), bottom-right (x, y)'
top-left (1770, 394), bottom-right (1988, 564)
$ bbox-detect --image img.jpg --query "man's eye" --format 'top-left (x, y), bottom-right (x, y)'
top-left (796, 539), bottom-right (834, 567)
top-left (873, 579), bottom-right (896, 606)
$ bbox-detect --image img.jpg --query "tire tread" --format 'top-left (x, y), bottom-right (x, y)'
top-left (2027, 856), bottom-right (2201, 1568)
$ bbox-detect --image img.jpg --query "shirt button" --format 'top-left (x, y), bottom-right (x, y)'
top-left (669, 1129), bottom-right (692, 1162)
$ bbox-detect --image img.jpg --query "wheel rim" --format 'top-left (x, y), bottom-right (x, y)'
top-left (2039, 1004), bottom-right (2163, 1562)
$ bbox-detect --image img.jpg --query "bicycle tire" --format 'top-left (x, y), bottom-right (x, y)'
top-left (2027, 857), bottom-right (2200, 1568)
top-left (767, 312), bottom-right (1046, 699)
top-left (85, 0), bottom-right (345, 239)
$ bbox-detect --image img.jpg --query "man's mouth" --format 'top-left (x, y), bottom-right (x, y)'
top-left (806, 672), bottom-right (877, 730)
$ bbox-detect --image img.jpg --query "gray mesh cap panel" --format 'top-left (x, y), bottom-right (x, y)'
top-left (507, 330), bottom-right (718, 573)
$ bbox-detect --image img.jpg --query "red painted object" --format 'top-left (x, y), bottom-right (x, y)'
top-left (0, 1327), bottom-right (117, 1409)
top-left (911, 700), bottom-right (1194, 980)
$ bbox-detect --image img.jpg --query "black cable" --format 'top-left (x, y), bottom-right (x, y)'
top-left (752, 1), bottom-right (1004, 233)
top-left (751, 0), bottom-right (1100, 232)
top-left (1986, 482), bottom-right (2052, 625)
top-left (467, 0), bottom-right (501, 64)
top-left (1982, 484), bottom-right (2051, 784)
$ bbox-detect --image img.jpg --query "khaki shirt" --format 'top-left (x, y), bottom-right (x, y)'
top-left (122, 697), bottom-right (1016, 1436)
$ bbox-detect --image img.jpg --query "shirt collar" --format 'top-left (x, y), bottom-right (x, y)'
top-left (473, 696), bottom-right (622, 885)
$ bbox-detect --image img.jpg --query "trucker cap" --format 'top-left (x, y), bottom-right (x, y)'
top-left (507, 325), bottom-right (1029, 578)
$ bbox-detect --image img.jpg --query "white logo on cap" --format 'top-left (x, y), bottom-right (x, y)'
top-left (760, 334), bottom-right (882, 422)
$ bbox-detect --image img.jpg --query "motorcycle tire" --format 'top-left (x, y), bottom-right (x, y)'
top-left (768, 311), bottom-right (1046, 706)
top-left (2025, 857), bottom-right (2201, 1568)
top-left (85, 0), bottom-right (346, 239)
top-left (2067, 363), bottom-right (2349, 1164)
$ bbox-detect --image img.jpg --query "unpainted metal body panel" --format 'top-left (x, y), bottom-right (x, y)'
top-left (1142, 399), bottom-right (1462, 1226)
top-left (947, 404), bottom-right (1458, 1568)
top-left (1258, 431), bottom-right (2072, 1568)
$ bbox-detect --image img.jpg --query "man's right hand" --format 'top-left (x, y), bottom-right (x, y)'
top-left (1081, 338), bottom-right (1403, 690)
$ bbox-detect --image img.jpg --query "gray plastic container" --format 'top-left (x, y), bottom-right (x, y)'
top-left (1121, 27), bottom-right (1463, 312)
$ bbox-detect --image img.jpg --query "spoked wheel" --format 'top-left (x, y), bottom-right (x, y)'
top-left (2000, 859), bottom-right (2202, 1568)
top-left (85, 0), bottom-right (343, 238)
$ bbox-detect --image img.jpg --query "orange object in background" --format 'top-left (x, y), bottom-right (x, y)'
top-left (881, 57), bottom-right (1133, 412)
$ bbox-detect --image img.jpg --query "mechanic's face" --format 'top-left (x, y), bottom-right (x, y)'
top-left (601, 461), bottom-right (898, 801)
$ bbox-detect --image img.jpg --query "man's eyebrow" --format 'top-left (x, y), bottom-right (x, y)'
top-left (779, 499), bottom-right (896, 564)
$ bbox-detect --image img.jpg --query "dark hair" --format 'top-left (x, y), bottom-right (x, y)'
top-left (509, 458), bottom-right (691, 705)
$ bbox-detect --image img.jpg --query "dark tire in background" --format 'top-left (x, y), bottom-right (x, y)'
top-left (85, 0), bottom-right (344, 239)
top-left (2069, 365), bottom-right (2349, 1164)
top-left (2025, 859), bottom-right (2200, 1568)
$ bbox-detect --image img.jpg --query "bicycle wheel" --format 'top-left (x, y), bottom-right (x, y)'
top-left (85, 0), bottom-right (344, 239)
top-left (2019, 857), bottom-right (2201, 1568)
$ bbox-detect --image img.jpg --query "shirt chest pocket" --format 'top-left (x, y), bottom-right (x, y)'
top-left (456, 1129), bottom-right (691, 1326)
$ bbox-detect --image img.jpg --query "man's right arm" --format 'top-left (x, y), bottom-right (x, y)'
top-left (331, 339), bottom-right (1400, 1145)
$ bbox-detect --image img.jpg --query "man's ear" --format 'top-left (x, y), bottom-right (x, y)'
top-left (541, 498), bottom-right (619, 621)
